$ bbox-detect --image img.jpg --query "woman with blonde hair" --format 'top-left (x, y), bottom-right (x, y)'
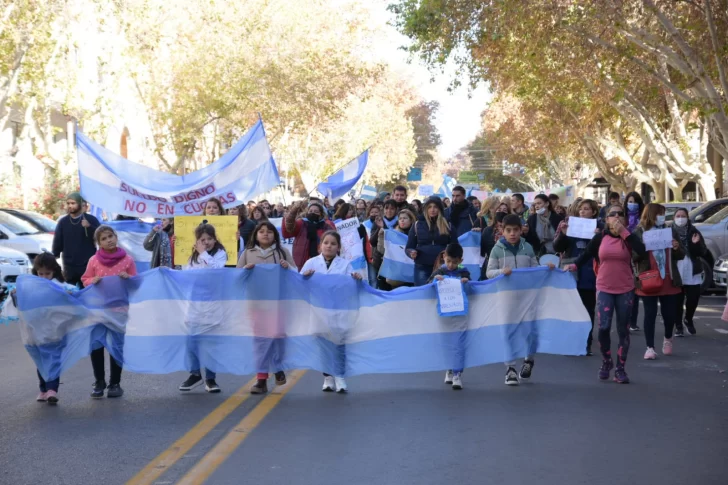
top-left (478, 196), bottom-right (502, 228)
top-left (405, 196), bottom-right (452, 286)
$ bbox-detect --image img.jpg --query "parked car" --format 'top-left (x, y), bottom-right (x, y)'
top-left (692, 206), bottom-right (728, 290)
top-left (689, 198), bottom-right (728, 224)
top-left (713, 254), bottom-right (728, 289)
top-left (0, 212), bottom-right (55, 263)
top-left (0, 209), bottom-right (56, 234)
top-left (0, 245), bottom-right (32, 288)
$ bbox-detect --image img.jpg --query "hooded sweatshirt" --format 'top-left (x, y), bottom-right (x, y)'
top-left (485, 237), bottom-right (539, 279)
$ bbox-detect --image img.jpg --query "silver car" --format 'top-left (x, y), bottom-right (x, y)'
top-left (693, 207), bottom-right (728, 289)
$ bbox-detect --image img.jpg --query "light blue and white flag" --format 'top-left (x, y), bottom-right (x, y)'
top-left (108, 221), bottom-right (154, 272)
top-left (77, 119), bottom-right (279, 218)
top-left (86, 204), bottom-right (106, 221)
top-left (459, 231), bottom-right (482, 278)
top-left (362, 218), bottom-right (373, 237)
top-left (317, 150), bottom-right (369, 201)
top-left (360, 185), bottom-right (377, 201)
top-left (378, 230), bottom-right (414, 283)
top-left (437, 175), bottom-right (457, 198)
top-left (16, 266), bottom-right (591, 381)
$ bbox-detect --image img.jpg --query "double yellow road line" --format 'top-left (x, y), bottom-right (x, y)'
top-left (127, 370), bottom-right (307, 485)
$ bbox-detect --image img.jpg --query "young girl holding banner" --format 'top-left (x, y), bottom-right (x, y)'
top-left (179, 224), bottom-right (227, 393)
top-left (300, 231), bottom-right (362, 393)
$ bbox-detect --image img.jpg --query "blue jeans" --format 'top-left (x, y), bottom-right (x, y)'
top-left (367, 263), bottom-right (378, 288)
top-left (190, 354), bottom-right (216, 379)
top-left (414, 263), bottom-right (432, 287)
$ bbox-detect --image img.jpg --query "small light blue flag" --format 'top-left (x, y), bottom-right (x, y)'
top-left (360, 185), bottom-right (377, 201)
top-left (318, 150), bottom-right (369, 201)
top-left (437, 175), bottom-right (457, 198)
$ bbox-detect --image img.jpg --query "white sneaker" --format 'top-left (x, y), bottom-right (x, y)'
top-left (444, 370), bottom-right (454, 384)
top-left (334, 377), bottom-right (348, 393)
top-left (451, 373), bottom-right (463, 390)
top-left (643, 347), bottom-right (658, 360)
top-left (322, 376), bottom-right (335, 392)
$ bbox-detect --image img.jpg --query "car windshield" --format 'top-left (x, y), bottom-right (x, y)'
top-left (14, 210), bottom-right (56, 232)
top-left (702, 206), bottom-right (728, 224)
top-left (689, 202), bottom-right (712, 219)
top-left (0, 212), bottom-right (42, 235)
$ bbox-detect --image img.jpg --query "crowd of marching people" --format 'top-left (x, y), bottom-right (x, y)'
top-left (12, 184), bottom-right (717, 404)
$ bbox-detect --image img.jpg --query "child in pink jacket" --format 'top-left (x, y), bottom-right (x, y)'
top-left (82, 224), bottom-right (137, 399)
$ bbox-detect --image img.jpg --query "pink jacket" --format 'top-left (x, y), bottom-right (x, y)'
top-left (81, 254), bottom-right (137, 287)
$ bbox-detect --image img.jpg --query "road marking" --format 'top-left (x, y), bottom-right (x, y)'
top-left (175, 370), bottom-right (307, 485)
top-left (715, 329), bottom-right (728, 334)
top-left (126, 377), bottom-right (258, 485)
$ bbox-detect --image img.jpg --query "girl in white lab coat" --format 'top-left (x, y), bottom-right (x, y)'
top-left (300, 230), bottom-right (362, 393)
top-left (179, 224), bottom-right (228, 393)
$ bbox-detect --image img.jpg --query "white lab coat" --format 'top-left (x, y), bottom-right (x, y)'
top-left (300, 255), bottom-right (354, 276)
top-left (184, 249), bottom-right (228, 270)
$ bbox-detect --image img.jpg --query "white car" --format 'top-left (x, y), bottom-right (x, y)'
top-left (0, 211), bottom-right (55, 261)
top-left (0, 245), bottom-right (31, 288)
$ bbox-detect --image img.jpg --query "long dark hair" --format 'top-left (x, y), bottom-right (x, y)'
top-left (535, 194), bottom-right (553, 213)
top-left (190, 223), bottom-right (226, 264)
top-left (203, 197), bottom-right (225, 216)
top-left (32, 252), bottom-right (64, 282)
top-left (624, 191), bottom-right (645, 216)
top-left (245, 221), bottom-right (287, 261)
top-left (333, 203), bottom-right (354, 221)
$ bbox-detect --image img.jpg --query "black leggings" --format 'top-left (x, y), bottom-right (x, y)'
top-left (578, 289), bottom-right (596, 349)
top-left (91, 347), bottom-right (123, 385)
top-left (676, 285), bottom-right (701, 329)
top-left (642, 294), bottom-right (677, 348)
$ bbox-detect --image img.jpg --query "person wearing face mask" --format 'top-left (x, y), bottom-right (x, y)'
top-left (632, 203), bottom-right (685, 360)
top-left (554, 200), bottom-right (602, 355)
top-left (282, 200), bottom-right (336, 269)
top-left (673, 208), bottom-right (707, 336)
top-left (525, 194), bottom-right (563, 256)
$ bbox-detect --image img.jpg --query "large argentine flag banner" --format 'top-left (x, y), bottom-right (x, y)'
top-left (317, 150), bottom-right (368, 201)
top-left (77, 119), bottom-right (280, 218)
top-left (16, 267), bottom-right (591, 381)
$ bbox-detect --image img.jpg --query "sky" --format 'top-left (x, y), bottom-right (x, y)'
top-left (367, 1), bottom-right (492, 159)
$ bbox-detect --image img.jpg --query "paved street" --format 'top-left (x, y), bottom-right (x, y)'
top-left (1, 296), bottom-right (727, 485)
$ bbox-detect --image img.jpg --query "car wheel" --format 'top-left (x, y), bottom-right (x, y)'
top-left (700, 257), bottom-right (713, 293)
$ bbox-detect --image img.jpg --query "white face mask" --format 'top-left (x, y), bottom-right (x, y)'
top-left (656, 215), bottom-right (666, 226)
top-left (673, 217), bottom-right (687, 227)
top-left (536, 208), bottom-right (546, 215)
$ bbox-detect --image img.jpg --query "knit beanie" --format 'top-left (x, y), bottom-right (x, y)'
top-left (67, 192), bottom-right (84, 205)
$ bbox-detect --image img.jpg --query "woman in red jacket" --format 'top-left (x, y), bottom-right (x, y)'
top-left (282, 200), bottom-right (336, 269)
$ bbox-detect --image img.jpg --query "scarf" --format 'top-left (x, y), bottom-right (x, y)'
top-left (450, 200), bottom-right (468, 221)
top-left (384, 215), bottom-right (398, 229)
top-left (96, 247), bottom-right (128, 268)
top-left (648, 226), bottom-right (667, 278)
top-left (303, 218), bottom-right (325, 258)
top-left (627, 208), bottom-right (640, 232)
top-left (674, 222), bottom-right (689, 250)
top-left (536, 211), bottom-right (555, 252)
top-left (159, 231), bottom-right (172, 268)
top-left (256, 244), bottom-right (278, 260)
top-left (499, 237), bottom-right (520, 257)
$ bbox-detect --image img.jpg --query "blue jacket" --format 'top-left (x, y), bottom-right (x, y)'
top-left (445, 202), bottom-right (480, 238)
top-left (406, 219), bottom-right (452, 267)
top-left (552, 221), bottom-right (604, 290)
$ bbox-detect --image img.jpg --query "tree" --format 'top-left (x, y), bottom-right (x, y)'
top-left (406, 100), bottom-right (441, 168)
top-left (390, 0), bottom-right (727, 200)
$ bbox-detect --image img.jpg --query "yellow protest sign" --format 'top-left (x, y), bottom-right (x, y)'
top-left (174, 216), bottom-right (238, 266)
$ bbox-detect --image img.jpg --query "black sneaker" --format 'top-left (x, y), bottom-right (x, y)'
top-left (106, 383), bottom-right (124, 398)
top-left (674, 327), bottom-right (685, 337)
top-left (629, 325), bottom-right (640, 332)
top-left (519, 360), bottom-right (534, 379)
top-left (505, 367), bottom-right (519, 386)
top-left (685, 320), bottom-right (697, 335)
top-left (250, 379), bottom-right (268, 394)
top-left (179, 374), bottom-right (203, 391)
top-left (205, 379), bottom-right (221, 393)
top-left (274, 371), bottom-right (286, 386)
top-left (90, 380), bottom-right (106, 399)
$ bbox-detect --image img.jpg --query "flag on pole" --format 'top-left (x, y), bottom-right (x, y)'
top-left (317, 150), bottom-right (369, 201)
top-left (437, 175), bottom-right (457, 198)
top-left (360, 185), bottom-right (377, 201)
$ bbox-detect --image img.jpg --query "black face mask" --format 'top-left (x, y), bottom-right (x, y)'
top-left (370, 216), bottom-right (377, 223)
top-left (308, 213), bottom-right (321, 223)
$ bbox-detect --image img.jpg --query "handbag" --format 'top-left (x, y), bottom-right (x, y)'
top-left (638, 269), bottom-right (663, 294)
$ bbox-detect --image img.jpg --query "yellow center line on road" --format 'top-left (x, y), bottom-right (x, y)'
top-left (175, 370), bottom-right (308, 485)
top-left (126, 377), bottom-right (258, 485)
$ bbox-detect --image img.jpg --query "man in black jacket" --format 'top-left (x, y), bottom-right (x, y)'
top-left (52, 192), bottom-right (100, 286)
top-left (445, 185), bottom-right (480, 237)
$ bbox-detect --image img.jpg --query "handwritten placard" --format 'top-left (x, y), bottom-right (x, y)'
top-left (643, 228), bottom-right (673, 251)
top-left (436, 277), bottom-right (468, 317)
top-left (566, 217), bottom-right (597, 240)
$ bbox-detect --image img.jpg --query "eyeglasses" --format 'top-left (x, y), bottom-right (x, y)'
top-left (608, 211), bottom-right (625, 217)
